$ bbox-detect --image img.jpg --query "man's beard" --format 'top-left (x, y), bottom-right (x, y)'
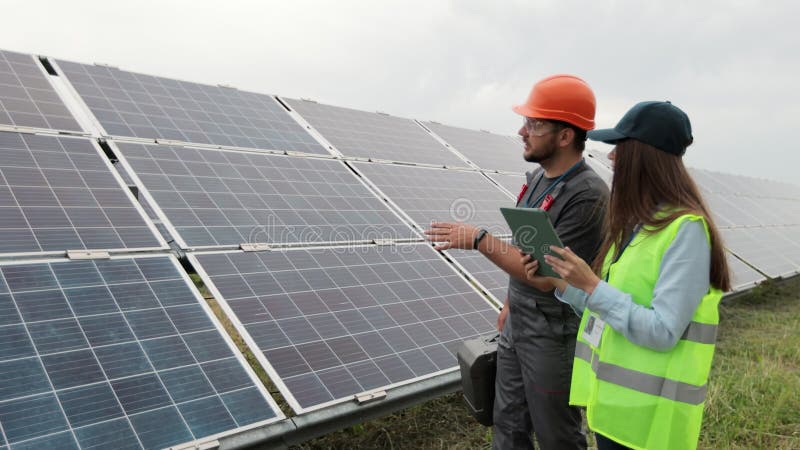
top-left (523, 137), bottom-right (557, 163)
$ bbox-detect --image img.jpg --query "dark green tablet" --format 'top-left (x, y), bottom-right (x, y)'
top-left (500, 207), bottom-right (563, 278)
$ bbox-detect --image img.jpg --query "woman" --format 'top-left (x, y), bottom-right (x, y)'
top-left (523, 101), bottom-right (730, 450)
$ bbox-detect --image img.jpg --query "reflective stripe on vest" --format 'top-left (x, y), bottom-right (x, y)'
top-left (574, 341), bottom-right (707, 405)
top-left (575, 340), bottom-right (592, 363)
top-left (574, 319), bottom-right (718, 363)
top-left (681, 321), bottom-right (717, 344)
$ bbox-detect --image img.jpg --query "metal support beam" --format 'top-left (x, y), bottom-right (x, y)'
top-left (217, 371), bottom-right (461, 449)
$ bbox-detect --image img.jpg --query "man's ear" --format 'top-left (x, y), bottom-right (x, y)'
top-left (558, 127), bottom-right (575, 149)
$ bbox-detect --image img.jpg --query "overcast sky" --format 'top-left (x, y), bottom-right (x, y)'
top-left (3, 0), bottom-right (798, 184)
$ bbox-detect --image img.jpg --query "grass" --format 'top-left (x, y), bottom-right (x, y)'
top-left (702, 279), bottom-right (800, 449)
top-left (291, 277), bottom-right (800, 449)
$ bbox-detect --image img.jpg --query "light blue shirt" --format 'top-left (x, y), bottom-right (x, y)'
top-left (555, 220), bottom-right (711, 351)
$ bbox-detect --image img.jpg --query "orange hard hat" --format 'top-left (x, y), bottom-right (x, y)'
top-left (512, 74), bottom-right (596, 130)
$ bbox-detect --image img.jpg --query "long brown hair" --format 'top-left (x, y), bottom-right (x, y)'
top-left (591, 140), bottom-right (731, 291)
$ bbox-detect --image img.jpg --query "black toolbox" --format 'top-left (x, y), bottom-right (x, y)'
top-left (457, 333), bottom-right (499, 426)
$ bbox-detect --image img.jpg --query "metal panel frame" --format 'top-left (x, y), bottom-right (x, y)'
top-left (188, 241), bottom-right (499, 414)
top-left (216, 370), bottom-right (461, 449)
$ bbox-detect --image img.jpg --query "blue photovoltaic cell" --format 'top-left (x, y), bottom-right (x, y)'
top-left (0, 256), bottom-right (281, 449)
top-left (115, 142), bottom-right (416, 248)
top-left (0, 49), bottom-right (82, 132)
top-left (56, 58), bottom-right (327, 155)
top-left (191, 243), bottom-right (498, 413)
top-left (0, 131), bottom-right (163, 255)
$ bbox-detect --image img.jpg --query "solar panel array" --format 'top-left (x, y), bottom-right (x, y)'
top-left (0, 131), bottom-right (164, 256)
top-left (422, 121), bottom-right (524, 174)
top-left (351, 162), bottom-right (514, 235)
top-left (189, 244), bottom-right (497, 413)
top-left (55, 59), bottom-right (328, 155)
top-left (114, 142), bottom-right (417, 249)
top-left (0, 255), bottom-right (281, 449)
top-left (0, 45), bottom-right (799, 446)
top-left (0, 50), bottom-right (82, 133)
top-left (283, 98), bottom-right (468, 167)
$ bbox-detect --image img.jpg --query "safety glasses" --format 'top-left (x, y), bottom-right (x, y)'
top-left (522, 117), bottom-right (558, 136)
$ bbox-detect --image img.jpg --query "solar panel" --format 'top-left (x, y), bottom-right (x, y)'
top-left (444, 247), bottom-right (508, 304)
top-left (0, 131), bottom-right (165, 256)
top-left (734, 196), bottom-right (791, 227)
top-left (726, 252), bottom-right (765, 291)
top-left (722, 227), bottom-right (798, 278)
top-left (282, 98), bottom-right (468, 167)
top-left (704, 193), bottom-right (761, 228)
top-left (690, 168), bottom-right (738, 195)
top-left (422, 121), bottom-right (524, 173)
top-left (351, 162), bottom-right (514, 236)
top-left (0, 49), bottom-right (82, 132)
top-left (0, 255), bottom-right (282, 450)
top-left (763, 226), bottom-right (800, 269)
top-left (53, 59), bottom-right (328, 155)
top-left (189, 243), bottom-right (498, 413)
top-left (113, 142), bottom-right (416, 249)
top-left (762, 198), bottom-right (800, 225)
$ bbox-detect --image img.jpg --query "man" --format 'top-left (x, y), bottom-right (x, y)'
top-left (425, 74), bottom-right (609, 450)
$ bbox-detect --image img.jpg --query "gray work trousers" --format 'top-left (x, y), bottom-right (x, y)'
top-left (492, 297), bottom-right (586, 450)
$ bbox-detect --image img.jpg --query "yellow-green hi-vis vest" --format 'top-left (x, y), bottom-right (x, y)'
top-left (570, 214), bottom-right (722, 450)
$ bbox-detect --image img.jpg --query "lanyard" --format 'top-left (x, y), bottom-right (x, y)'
top-left (604, 223), bottom-right (643, 281)
top-left (525, 158), bottom-right (584, 208)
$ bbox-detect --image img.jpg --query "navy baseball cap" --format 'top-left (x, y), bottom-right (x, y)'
top-left (588, 101), bottom-right (693, 156)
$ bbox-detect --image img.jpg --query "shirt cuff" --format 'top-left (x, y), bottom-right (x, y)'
top-left (586, 280), bottom-right (627, 322)
top-left (555, 284), bottom-right (589, 315)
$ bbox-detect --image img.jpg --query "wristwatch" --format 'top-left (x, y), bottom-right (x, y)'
top-left (473, 228), bottom-right (489, 250)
